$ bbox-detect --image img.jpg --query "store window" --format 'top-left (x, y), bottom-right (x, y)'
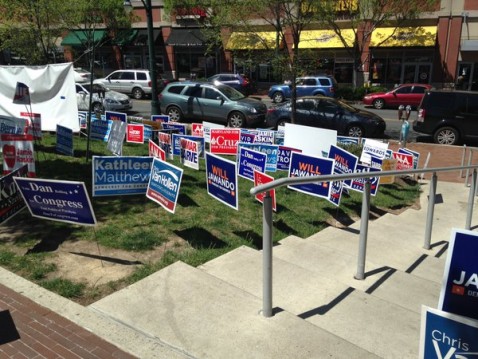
top-left (370, 59), bottom-right (385, 82)
top-left (334, 62), bottom-right (353, 83)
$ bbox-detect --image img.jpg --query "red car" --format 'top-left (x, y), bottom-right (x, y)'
top-left (363, 83), bottom-right (433, 109)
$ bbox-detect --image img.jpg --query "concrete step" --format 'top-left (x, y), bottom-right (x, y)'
top-left (200, 245), bottom-right (424, 358)
top-left (90, 260), bottom-right (377, 359)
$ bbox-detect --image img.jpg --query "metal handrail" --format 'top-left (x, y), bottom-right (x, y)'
top-left (250, 164), bottom-right (478, 318)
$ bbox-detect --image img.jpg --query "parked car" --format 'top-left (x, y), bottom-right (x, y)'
top-left (413, 90), bottom-right (478, 145)
top-left (76, 83), bottom-right (132, 113)
top-left (94, 69), bottom-right (169, 100)
top-left (363, 83), bottom-right (433, 109)
top-left (207, 73), bottom-right (253, 95)
top-left (73, 68), bottom-right (92, 83)
top-left (265, 96), bottom-right (386, 138)
top-left (158, 81), bottom-right (267, 128)
top-left (268, 75), bottom-right (338, 103)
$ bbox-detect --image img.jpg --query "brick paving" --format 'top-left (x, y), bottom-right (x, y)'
top-left (0, 284), bottom-right (137, 359)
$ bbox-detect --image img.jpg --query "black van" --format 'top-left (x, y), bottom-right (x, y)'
top-left (413, 90), bottom-right (478, 145)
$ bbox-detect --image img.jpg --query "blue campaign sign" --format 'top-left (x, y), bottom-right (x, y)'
top-left (239, 143), bottom-right (278, 172)
top-left (90, 119), bottom-right (112, 141)
top-left (350, 164), bottom-right (380, 196)
top-left (172, 134), bottom-right (205, 157)
top-left (288, 152), bottom-right (334, 199)
top-left (337, 136), bottom-right (360, 145)
top-left (237, 147), bottom-right (267, 181)
top-left (162, 122), bottom-right (187, 135)
top-left (56, 125), bottom-right (74, 156)
top-left (420, 306), bottom-right (478, 358)
top-left (12, 177), bottom-right (96, 226)
top-left (92, 156), bottom-right (153, 197)
top-left (240, 129), bottom-right (256, 143)
top-left (0, 165), bottom-right (28, 224)
top-left (143, 124), bottom-right (152, 142)
top-left (151, 115), bottom-right (169, 123)
top-left (399, 147), bottom-right (420, 169)
top-left (206, 152), bottom-right (238, 210)
top-left (253, 130), bottom-right (275, 144)
top-left (439, 229), bottom-right (478, 321)
top-left (328, 145), bottom-right (358, 187)
top-left (105, 111), bottom-right (127, 122)
top-left (277, 146), bottom-right (301, 171)
top-left (146, 158), bottom-right (183, 213)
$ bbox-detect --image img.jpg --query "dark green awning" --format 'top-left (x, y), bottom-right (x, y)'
top-left (61, 30), bottom-right (107, 46)
top-left (112, 29), bottom-right (138, 46)
top-left (166, 28), bottom-right (204, 46)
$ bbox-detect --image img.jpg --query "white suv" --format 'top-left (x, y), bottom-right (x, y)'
top-left (94, 69), bottom-right (154, 100)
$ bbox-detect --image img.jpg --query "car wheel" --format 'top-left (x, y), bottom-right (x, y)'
top-left (272, 91), bottom-right (285, 103)
top-left (92, 102), bottom-right (105, 113)
top-left (132, 87), bottom-right (144, 100)
top-left (228, 111), bottom-right (246, 128)
top-left (434, 127), bottom-right (459, 145)
top-left (277, 118), bottom-right (290, 129)
top-left (166, 106), bottom-right (183, 122)
top-left (346, 125), bottom-right (364, 138)
top-left (372, 98), bottom-right (385, 109)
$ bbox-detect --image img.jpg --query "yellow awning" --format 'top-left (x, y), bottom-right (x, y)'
top-left (226, 32), bottom-right (278, 50)
top-left (370, 26), bottom-right (437, 47)
top-left (298, 29), bottom-right (355, 49)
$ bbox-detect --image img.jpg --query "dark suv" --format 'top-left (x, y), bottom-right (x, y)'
top-left (413, 90), bottom-right (478, 145)
top-left (268, 75), bottom-right (337, 103)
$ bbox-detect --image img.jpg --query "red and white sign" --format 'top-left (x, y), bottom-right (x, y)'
top-left (180, 138), bottom-right (199, 170)
top-left (392, 151), bottom-right (414, 171)
top-left (148, 140), bottom-right (166, 161)
top-left (1, 134), bottom-right (35, 177)
top-left (126, 124), bottom-right (144, 144)
top-left (253, 170), bottom-right (276, 212)
top-left (191, 123), bottom-right (204, 137)
top-left (210, 128), bottom-right (240, 155)
top-left (19, 112), bottom-right (42, 139)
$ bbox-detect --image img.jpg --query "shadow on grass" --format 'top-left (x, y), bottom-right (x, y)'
top-left (175, 227), bottom-right (228, 249)
top-left (233, 230), bottom-right (262, 249)
top-left (273, 219), bottom-right (298, 236)
top-left (177, 194), bottom-right (199, 207)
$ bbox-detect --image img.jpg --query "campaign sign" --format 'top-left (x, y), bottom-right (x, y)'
top-left (210, 128), bottom-right (240, 155)
top-left (191, 123), bottom-right (204, 137)
top-left (203, 121), bottom-right (225, 143)
top-left (206, 152), bottom-right (238, 210)
top-left (0, 115), bottom-right (29, 136)
top-left (172, 134), bottom-right (205, 157)
top-left (237, 147), bottom-right (267, 181)
top-left (143, 124), bottom-right (152, 142)
top-left (19, 112), bottom-right (42, 139)
top-left (380, 158), bottom-right (397, 185)
top-left (92, 156), bottom-right (153, 197)
top-left (240, 129), bottom-right (256, 144)
top-left (328, 145), bottom-right (358, 188)
top-left (1, 134), bottom-right (35, 177)
top-left (253, 170), bottom-right (276, 212)
top-left (253, 130), bottom-right (275, 144)
top-left (277, 146), bottom-right (301, 171)
top-left (158, 132), bottom-right (173, 160)
top-left (12, 177), bottom-right (96, 226)
top-left (275, 132), bottom-right (284, 146)
top-left (398, 148), bottom-right (420, 169)
top-left (105, 111), bottom-right (127, 122)
top-left (148, 140), bottom-right (166, 161)
top-left (288, 152), bottom-right (334, 200)
top-left (439, 229), bottom-right (478, 321)
top-left (146, 158), bottom-right (183, 214)
top-left (90, 119), bottom-right (112, 142)
top-left (126, 123), bottom-right (144, 144)
top-left (151, 115), bottom-right (169, 123)
top-left (0, 165), bottom-right (28, 224)
top-left (419, 306), bottom-right (478, 358)
top-left (56, 125), bottom-right (74, 156)
top-left (337, 136), bottom-right (360, 145)
top-left (360, 139), bottom-right (388, 165)
top-left (328, 180), bottom-right (343, 207)
top-left (162, 122), bottom-right (187, 135)
top-left (349, 164), bottom-right (380, 196)
top-left (392, 151), bottom-right (414, 171)
top-left (239, 143), bottom-right (278, 172)
top-left (107, 120), bottom-right (126, 156)
top-left (180, 138), bottom-right (200, 170)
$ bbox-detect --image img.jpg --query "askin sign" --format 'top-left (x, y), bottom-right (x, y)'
top-left (146, 158), bottom-right (183, 213)
top-left (12, 177), bottom-right (96, 226)
top-left (439, 229), bottom-right (478, 321)
top-left (92, 156), bottom-right (153, 196)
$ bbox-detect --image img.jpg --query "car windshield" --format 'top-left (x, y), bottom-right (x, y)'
top-left (217, 84), bottom-right (245, 100)
top-left (335, 99), bottom-right (358, 112)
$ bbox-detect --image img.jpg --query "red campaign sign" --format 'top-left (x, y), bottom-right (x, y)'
top-left (126, 124), bottom-right (144, 144)
top-left (191, 123), bottom-right (204, 137)
top-left (210, 128), bottom-right (240, 155)
top-left (392, 152), bottom-right (414, 171)
top-left (253, 170), bottom-right (277, 212)
top-left (148, 140), bottom-right (166, 160)
top-left (1, 134), bottom-right (36, 177)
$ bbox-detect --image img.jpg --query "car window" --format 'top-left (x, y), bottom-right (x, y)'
top-left (108, 72), bottom-right (122, 80)
top-left (317, 99), bottom-right (339, 114)
top-left (217, 85), bottom-right (245, 100)
top-left (318, 78), bottom-right (331, 86)
top-left (467, 95), bottom-right (478, 114)
top-left (297, 99), bottom-right (316, 110)
top-left (76, 85), bottom-right (84, 93)
top-left (167, 85), bottom-right (186, 94)
top-left (204, 88), bottom-right (221, 100)
top-left (395, 86), bottom-right (412, 94)
top-left (303, 79), bottom-right (317, 86)
top-left (411, 86), bottom-right (427, 94)
top-left (120, 72), bottom-right (135, 80)
top-left (136, 72), bottom-right (147, 81)
top-left (184, 85), bottom-right (202, 97)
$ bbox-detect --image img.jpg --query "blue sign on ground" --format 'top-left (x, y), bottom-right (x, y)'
top-left (439, 229), bottom-right (478, 321)
top-left (90, 119), bottom-right (112, 142)
top-left (172, 134), bottom-right (205, 157)
top-left (349, 164), bottom-right (380, 196)
top-left (56, 125), bottom-right (74, 156)
top-left (288, 152), bottom-right (334, 200)
top-left (12, 177), bottom-right (96, 226)
top-left (420, 306), bottom-right (478, 358)
top-left (328, 145), bottom-right (358, 187)
top-left (162, 122), bottom-right (186, 135)
top-left (105, 111), bottom-right (127, 122)
top-left (0, 165), bottom-right (28, 224)
top-left (206, 152), bottom-right (238, 210)
top-left (146, 158), bottom-right (183, 213)
top-left (92, 156), bottom-right (153, 196)
top-left (239, 143), bottom-right (278, 172)
top-left (237, 147), bottom-right (267, 181)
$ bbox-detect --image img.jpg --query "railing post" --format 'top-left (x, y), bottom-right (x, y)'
top-left (460, 145), bottom-right (467, 178)
top-left (466, 149), bottom-right (473, 187)
top-left (355, 180), bottom-right (371, 280)
top-left (466, 169), bottom-right (477, 230)
top-left (262, 192), bottom-right (273, 318)
top-left (424, 172), bottom-right (437, 250)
